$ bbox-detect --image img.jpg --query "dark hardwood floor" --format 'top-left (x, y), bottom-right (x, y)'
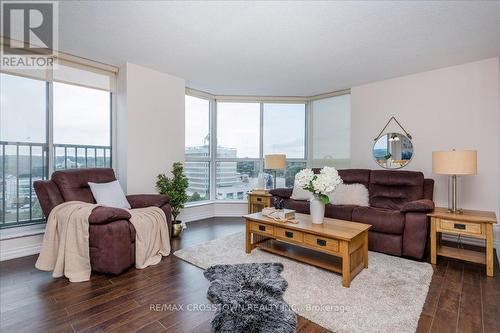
top-left (0, 217), bottom-right (498, 333)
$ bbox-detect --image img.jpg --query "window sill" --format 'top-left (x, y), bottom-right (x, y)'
top-left (184, 201), bottom-right (213, 208)
top-left (0, 223), bottom-right (46, 240)
top-left (185, 200), bottom-right (248, 208)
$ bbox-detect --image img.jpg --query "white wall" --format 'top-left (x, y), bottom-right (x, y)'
top-left (351, 57), bottom-right (500, 245)
top-left (116, 63), bottom-right (185, 194)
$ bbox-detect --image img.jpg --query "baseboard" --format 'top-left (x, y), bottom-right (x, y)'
top-left (0, 242), bottom-right (42, 261)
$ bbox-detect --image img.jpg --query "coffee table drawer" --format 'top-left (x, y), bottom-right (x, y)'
top-left (249, 222), bottom-right (274, 236)
top-left (438, 219), bottom-right (483, 236)
top-left (304, 234), bottom-right (339, 253)
top-left (275, 227), bottom-right (304, 243)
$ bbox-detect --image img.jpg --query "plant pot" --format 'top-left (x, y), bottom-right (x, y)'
top-left (309, 195), bottom-right (325, 224)
top-left (172, 222), bottom-right (184, 237)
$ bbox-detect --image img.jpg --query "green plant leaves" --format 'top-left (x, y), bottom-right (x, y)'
top-left (155, 162), bottom-right (189, 222)
top-left (319, 193), bottom-right (330, 205)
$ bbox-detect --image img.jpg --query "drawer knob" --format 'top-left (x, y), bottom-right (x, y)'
top-left (285, 231), bottom-right (293, 238)
top-left (258, 225), bottom-right (266, 231)
top-left (317, 239), bottom-right (327, 246)
top-left (454, 223), bottom-right (466, 230)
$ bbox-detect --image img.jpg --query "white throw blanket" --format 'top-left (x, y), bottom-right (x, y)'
top-left (35, 201), bottom-right (170, 282)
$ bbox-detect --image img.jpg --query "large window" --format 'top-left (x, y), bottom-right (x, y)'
top-left (185, 95), bottom-right (210, 202)
top-left (311, 94), bottom-right (351, 168)
top-left (1, 74), bottom-right (47, 226)
top-left (263, 103), bottom-right (306, 159)
top-left (0, 64), bottom-right (114, 228)
top-left (216, 103), bottom-right (260, 158)
top-left (53, 82), bottom-right (111, 170)
top-left (184, 95), bottom-right (308, 203)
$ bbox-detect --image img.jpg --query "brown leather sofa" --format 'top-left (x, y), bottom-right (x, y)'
top-left (270, 169), bottom-right (434, 259)
top-left (34, 168), bottom-right (172, 275)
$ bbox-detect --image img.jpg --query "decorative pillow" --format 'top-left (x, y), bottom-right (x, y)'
top-left (328, 183), bottom-right (369, 206)
top-left (88, 180), bottom-right (131, 209)
top-left (290, 185), bottom-right (314, 201)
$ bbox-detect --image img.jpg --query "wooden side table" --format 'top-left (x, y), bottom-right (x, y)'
top-left (247, 192), bottom-right (273, 214)
top-left (428, 207), bottom-right (497, 277)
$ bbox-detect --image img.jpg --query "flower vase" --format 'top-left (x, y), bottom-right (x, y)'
top-left (310, 195), bottom-right (325, 224)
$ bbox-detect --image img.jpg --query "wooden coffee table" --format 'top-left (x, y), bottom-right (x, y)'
top-left (244, 212), bottom-right (371, 287)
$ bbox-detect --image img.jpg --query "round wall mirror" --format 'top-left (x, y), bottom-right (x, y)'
top-left (373, 132), bottom-right (413, 169)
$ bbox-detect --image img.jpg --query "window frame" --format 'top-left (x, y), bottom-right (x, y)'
top-left (184, 94), bottom-right (213, 204)
top-left (0, 72), bottom-right (114, 228)
top-left (184, 93), bottom-right (310, 205)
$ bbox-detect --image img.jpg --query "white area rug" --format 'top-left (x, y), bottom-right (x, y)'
top-left (174, 232), bottom-right (433, 333)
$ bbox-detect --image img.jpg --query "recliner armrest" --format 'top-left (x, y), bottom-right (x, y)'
top-left (269, 188), bottom-right (293, 199)
top-left (126, 194), bottom-right (170, 209)
top-left (400, 199), bottom-right (435, 213)
top-left (89, 206), bottom-right (131, 224)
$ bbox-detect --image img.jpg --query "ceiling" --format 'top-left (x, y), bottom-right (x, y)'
top-left (58, 1), bottom-right (500, 96)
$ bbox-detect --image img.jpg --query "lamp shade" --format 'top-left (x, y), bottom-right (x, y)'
top-left (264, 154), bottom-right (286, 170)
top-left (432, 150), bottom-right (477, 175)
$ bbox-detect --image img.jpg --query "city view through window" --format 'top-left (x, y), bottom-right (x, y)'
top-left (185, 96), bottom-right (307, 202)
top-left (0, 73), bottom-right (112, 228)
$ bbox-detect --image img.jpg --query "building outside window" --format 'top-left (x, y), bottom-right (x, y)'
top-left (184, 95), bottom-right (316, 203)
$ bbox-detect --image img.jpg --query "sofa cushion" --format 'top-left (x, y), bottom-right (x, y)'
top-left (283, 199), bottom-right (309, 214)
top-left (269, 188), bottom-right (293, 199)
top-left (352, 206), bottom-right (405, 234)
top-left (369, 170), bottom-right (424, 210)
top-left (325, 204), bottom-right (357, 220)
top-left (52, 168), bottom-right (117, 203)
top-left (338, 169), bottom-right (371, 188)
top-left (368, 231), bottom-right (402, 256)
top-left (89, 180), bottom-right (131, 209)
top-left (312, 168), bottom-right (371, 188)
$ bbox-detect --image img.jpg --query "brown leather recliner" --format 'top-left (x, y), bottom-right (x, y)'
top-left (34, 168), bottom-right (172, 275)
top-left (270, 169), bottom-right (435, 260)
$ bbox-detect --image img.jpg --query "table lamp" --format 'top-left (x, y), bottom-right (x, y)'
top-left (265, 154), bottom-right (286, 189)
top-left (432, 149), bottom-right (477, 213)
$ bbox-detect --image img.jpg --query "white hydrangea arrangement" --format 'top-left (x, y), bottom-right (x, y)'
top-left (295, 166), bottom-right (343, 204)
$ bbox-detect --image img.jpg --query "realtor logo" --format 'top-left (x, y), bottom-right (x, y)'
top-left (1, 1), bottom-right (57, 68)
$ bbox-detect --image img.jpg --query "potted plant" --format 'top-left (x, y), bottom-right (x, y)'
top-left (294, 166), bottom-right (342, 224)
top-left (156, 162), bottom-right (189, 237)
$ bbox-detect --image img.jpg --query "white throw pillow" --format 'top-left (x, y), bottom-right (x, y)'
top-left (290, 185), bottom-right (314, 201)
top-left (88, 180), bottom-right (131, 209)
top-left (328, 183), bottom-right (369, 206)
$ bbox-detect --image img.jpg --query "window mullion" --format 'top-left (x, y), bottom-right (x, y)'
top-left (259, 102), bottom-right (264, 173)
top-left (47, 81), bottom-right (54, 175)
top-left (210, 98), bottom-right (217, 201)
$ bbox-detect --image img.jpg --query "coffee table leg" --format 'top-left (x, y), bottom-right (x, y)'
top-left (341, 241), bottom-right (351, 288)
top-left (363, 231), bottom-right (368, 268)
top-left (245, 220), bottom-right (251, 254)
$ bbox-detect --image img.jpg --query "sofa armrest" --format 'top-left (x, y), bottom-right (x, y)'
top-left (269, 188), bottom-right (293, 199)
top-left (126, 194), bottom-right (170, 209)
top-left (400, 199), bottom-right (435, 213)
top-left (89, 206), bottom-right (131, 224)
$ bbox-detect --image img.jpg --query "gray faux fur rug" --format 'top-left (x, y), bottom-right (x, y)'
top-left (175, 232), bottom-right (433, 333)
top-left (204, 263), bottom-right (296, 333)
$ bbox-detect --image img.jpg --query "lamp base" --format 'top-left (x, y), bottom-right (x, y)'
top-left (448, 174), bottom-right (462, 214)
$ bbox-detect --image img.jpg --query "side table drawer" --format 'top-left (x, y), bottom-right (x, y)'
top-left (249, 222), bottom-right (274, 236)
top-left (275, 227), bottom-right (304, 244)
top-left (438, 219), bottom-right (483, 236)
top-left (304, 234), bottom-right (339, 253)
top-left (250, 196), bottom-right (267, 205)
